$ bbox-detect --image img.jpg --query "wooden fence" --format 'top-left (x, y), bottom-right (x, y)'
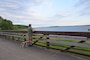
top-left (0, 30), bottom-right (90, 57)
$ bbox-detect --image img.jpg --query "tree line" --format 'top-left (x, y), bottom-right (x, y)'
top-left (0, 16), bottom-right (27, 30)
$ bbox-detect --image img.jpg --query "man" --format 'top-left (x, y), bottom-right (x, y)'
top-left (28, 24), bottom-right (33, 46)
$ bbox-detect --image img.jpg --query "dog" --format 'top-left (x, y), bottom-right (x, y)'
top-left (21, 41), bottom-right (28, 48)
top-left (20, 35), bottom-right (30, 48)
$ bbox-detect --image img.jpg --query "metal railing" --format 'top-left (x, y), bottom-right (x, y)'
top-left (0, 30), bottom-right (90, 57)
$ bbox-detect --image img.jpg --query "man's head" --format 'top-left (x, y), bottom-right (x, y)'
top-left (29, 24), bottom-right (31, 27)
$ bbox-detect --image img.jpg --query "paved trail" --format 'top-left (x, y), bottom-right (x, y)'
top-left (0, 38), bottom-right (87, 60)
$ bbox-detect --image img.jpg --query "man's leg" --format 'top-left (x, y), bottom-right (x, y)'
top-left (28, 36), bottom-right (33, 46)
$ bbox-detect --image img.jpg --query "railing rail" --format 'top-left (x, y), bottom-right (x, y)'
top-left (1, 30), bottom-right (90, 38)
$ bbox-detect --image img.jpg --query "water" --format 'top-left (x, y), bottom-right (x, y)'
top-left (34, 25), bottom-right (90, 40)
top-left (35, 25), bottom-right (90, 32)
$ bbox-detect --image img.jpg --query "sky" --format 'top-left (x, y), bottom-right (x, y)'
top-left (0, 0), bottom-right (90, 27)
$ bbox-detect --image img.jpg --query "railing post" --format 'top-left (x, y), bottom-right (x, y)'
top-left (46, 42), bottom-right (50, 49)
top-left (46, 35), bottom-right (50, 49)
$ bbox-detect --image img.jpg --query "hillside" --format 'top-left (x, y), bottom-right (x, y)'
top-left (13, 25), bottom-right (28, 30)
top-left (0, 16), bottom-right (28, 30)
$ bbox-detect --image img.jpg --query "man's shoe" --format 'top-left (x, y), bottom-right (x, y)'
top-left (28, 44), bottom-right (33, 47)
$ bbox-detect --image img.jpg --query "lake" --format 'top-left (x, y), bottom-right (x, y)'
top-left (35, 25), bottom-right (90, 32)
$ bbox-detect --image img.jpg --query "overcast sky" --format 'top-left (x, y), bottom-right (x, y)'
top-left (0, 0), bottom-right (90, 27)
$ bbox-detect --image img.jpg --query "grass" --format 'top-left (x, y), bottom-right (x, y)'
top-left (69, 49), bottom-right (90, 55)
top-left (32, 36), bottom-right (90, 56)
top-left (34, 40), bottom-right (90, 53)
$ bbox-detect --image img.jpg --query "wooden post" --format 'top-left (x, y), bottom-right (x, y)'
top-left (46, 35), bottom-right (50, 49)
top-left (46, 42), bottom-right (50, 49)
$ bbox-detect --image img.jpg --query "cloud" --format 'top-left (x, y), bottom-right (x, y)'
top-left (45, 15), bottom-right (90, 26)
top-left (0, 0), bottom-right (46, 11)
top-left (76, 0), bottom-right (90, 7)
top-left (0, 2), bottom-right (19, 9)
top-left (75, 0), bottom-right (90, 15)
top-left (0, 0), bottom-right (47, 25)
top-left (0, 0), bottom-right (89, 27)
top-left (81, 5), bottom-right (90, 15)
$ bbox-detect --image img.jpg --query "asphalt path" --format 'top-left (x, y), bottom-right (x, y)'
top-left (0, 38), bottom-right (88, 60)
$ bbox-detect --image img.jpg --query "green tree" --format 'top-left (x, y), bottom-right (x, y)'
top-left (0, 16), bottom-right (13, 30)
top-left (0, 16), bottom-right (27, 30)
